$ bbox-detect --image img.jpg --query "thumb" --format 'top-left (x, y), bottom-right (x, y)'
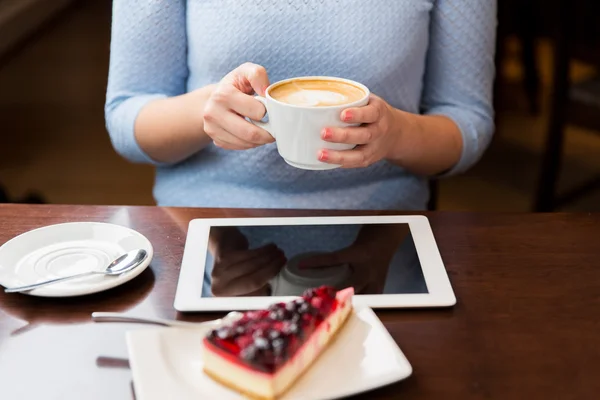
top-left (234, 62), bottom-right (270, 96)
top-left (298, 249), bottom-right (350, 269)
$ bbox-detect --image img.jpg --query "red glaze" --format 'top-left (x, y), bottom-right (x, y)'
top-left (205, 286), bottom-right (339, 373)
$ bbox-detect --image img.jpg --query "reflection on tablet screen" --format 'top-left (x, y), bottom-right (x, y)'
top-left (201, 223), bottom-right (428, 298)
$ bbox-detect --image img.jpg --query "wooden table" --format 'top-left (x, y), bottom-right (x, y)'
top-left (0, 205), bottom-right (598, 399)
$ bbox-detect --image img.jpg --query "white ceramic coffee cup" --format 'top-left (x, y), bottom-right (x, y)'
top-left (250, 76), bottom-right (370, 170)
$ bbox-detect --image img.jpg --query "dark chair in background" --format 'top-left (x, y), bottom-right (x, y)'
top-left (494, 0), bottom-right (542, 117)
top-left (534, 0), bottom-right (600, 211)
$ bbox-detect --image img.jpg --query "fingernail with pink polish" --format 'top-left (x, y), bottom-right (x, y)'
top-left (343, 111), bottom-right (352, 122)
top-left (319, 150), bottom-right (328, 161)
top-left (322, 128), bottom-right (332, 140)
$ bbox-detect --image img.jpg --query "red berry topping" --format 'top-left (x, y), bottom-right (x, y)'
top-left (205, 286), bottom-right (340, 373)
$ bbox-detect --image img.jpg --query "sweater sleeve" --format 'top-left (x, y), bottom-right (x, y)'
top-left (104, 1), bottom-right (188, 165)
top-left (420, 0), bottom-right (497, 176)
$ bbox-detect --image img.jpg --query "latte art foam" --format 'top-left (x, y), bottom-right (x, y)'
top-left (270, 79), bottom-right (366, 107)
top-left (282, 89), bottom-right (348, 107)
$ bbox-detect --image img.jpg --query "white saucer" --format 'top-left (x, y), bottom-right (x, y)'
top-left (0, 222), bottom-right (153, 297)
top-left (126, 306), bottom-right (412, 400)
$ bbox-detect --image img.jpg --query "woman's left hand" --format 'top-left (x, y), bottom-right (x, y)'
top-left (319, 94), bottom-right (402, 168)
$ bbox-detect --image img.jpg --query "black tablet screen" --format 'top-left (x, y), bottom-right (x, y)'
top-left (201, 223), bottom-right (428, 298)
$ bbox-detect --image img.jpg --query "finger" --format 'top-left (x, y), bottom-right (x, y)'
top-left (223, 250), bottom-right (284, 282)
top-left (244, 284), bottom-right (272, 297)
top-left (340, 102), bottom-right (381, 125)
top-left (226, 254), bottom-right (286, 296)
top-left (321, 125), bottom-right (377, 145)
top-left (219, 111), bottom-right (274, 145)
top-left (234, 62), bottom-right (271, 96)
top-left (219, 244), bottom-right (284, 275)
top-left (318, 146), bottom-right (376, 168)
top-left (205, 123), bottom-right (258, 150)
top-left (213, 140), bottom-right (245, 151)
top-left (227, 90), bottom-right (268, 121)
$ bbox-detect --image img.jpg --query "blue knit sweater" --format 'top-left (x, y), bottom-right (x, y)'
top-left (105, 0), bottom-right (496, 210)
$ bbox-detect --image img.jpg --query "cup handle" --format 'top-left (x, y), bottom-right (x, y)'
top-left (249, 96), bottom-right (275, 139)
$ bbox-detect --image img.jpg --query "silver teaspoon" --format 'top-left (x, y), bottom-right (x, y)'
top-left (91, 311), bottom-right (243, 328)
top-left (4, 249), bottom-right (147, 293)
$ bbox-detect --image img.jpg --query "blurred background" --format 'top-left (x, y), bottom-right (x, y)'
top-left (0, 0), bottom-right (598, 211)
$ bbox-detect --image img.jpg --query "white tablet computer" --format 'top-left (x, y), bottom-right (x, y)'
top-left (174, 215), bottom-right (455, 311)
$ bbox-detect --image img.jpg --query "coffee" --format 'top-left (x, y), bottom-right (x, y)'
top-left (269, 79), bottom-right (366, 107)
top-left (249, 76), bottom-right (370, 170)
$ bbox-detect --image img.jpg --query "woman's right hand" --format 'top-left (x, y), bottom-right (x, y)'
top-left (203, 63), bottom-right (274, 150)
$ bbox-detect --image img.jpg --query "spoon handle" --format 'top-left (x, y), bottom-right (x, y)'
top-left (4, 271), bottom-right (100, 293)
top-left (91, 312), bottom-right (212, 328)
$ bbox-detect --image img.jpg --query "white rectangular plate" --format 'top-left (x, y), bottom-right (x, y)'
top-left (174, 215), bottom-right (456, 311)
top-left (127, 306), bottom-right (412, 400)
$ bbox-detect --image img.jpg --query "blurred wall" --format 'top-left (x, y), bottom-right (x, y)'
top-left (0, 0), bottom-right (74, 56)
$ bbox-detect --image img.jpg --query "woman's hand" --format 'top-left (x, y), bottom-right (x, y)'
top-left (209, 227), bottom-right (287, 297)
top-left (318, 94), bottom-right (402, 168)
top-left (318, 93), bottom-right (465, 175)
top-left (299, 245), bottom-right (390, 294)
top-left (203, 63), bottom-right (274, 150)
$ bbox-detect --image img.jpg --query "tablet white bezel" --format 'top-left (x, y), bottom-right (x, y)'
top-left (174, 215), bottom-right (456, 312)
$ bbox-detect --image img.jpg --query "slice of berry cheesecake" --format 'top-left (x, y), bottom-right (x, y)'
top-left (202, 286), bottom-right (354, 399)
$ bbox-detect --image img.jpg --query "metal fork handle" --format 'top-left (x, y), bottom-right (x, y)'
top-left (91, 312), bottom-right (208, 328)
top-left (4, 271), bottom-right (101, 293)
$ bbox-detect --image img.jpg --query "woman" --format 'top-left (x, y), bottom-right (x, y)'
top-left (105, 1), bottom-right (496, 296)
